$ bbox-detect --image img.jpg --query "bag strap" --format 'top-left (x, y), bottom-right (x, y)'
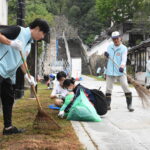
top-left (64, 86), bottom-right (82, 113)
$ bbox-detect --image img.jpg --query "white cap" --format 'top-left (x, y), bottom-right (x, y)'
top-left (111, 31), bottom-right (120, 39)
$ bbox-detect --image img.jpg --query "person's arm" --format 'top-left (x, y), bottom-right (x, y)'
top-left (104, 45), bottom-right (111, 58)
top-left (64, 96), bottom-right (75, 113)
top-left (0, 33), bottom-right (11, 45)
top-left (50, 83), bottom-right (57, 99)
top-left (120, 49), bottom-right (127, 68)
top-left (58, 86), bottom-right (82, 118)
top-left (50, 95), bottom-right (57, 99)
top-left (0, 33), bottom-right (22, 51)
top-left (20, 44), bottom-right (31, 73)
top-left (64, 86), bottom-right (81, 113)
top-left (0, 25), bottom-right (21, 45)
top-left (20, 61), bottom-right (36, 86)
top-left (20, 63), bottom-right (26, 74)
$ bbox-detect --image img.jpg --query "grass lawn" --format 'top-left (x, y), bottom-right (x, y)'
top-left (87, 74), bottom-right (133, 87)
top-left (0, 83), bottom-right (83, 150)
top-left (86, 75), bottom-right (105, 81)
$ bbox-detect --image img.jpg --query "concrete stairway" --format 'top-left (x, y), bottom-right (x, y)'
top-left (57, 38), bottom-right (67, 61)
top-left (43, 32), bottom-right (57, 75)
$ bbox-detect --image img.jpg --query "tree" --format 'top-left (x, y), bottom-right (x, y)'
top-left (8, 0), bottom-right (54, 26)
top-left (96, 0), bottom-right (143, 25)
top-left (43, 0), bottom-right (58, 15)
top-left (64, 0), bottom-right (102, 45)
top-left (54, 15), bottom-right (78, 39)
top-left (133, 0), bottom-right (150, 22)
top-left (44, 0), bottom-right (67, 15)
top-left (79, 7), bottom-right (102, 45)
top-left (69, 5), bottom-right (81, 18)
top-left (25, 1), bottom-right (53, 25)
top-left (8, 0), bottom-right (18, 25)
top-left (133, 0), bottom-right (150, 40)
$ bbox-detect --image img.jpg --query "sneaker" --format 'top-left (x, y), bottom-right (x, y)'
top-left (3, 126), bottom-right (25, 135)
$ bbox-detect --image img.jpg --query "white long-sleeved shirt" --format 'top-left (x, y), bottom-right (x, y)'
top-left (51, 81), bottom-right (68, 98)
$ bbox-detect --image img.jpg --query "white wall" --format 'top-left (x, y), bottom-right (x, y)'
top-left (135, 72), bottom-right (146, 85)
top-left (71, 58), bottom-right (82, 79)
top-left (0, 0), bottom-right (8, 25)
top-left (88, 38), bottom-right (112, 57)
top-left (122, 33), bottom-right (129, 42)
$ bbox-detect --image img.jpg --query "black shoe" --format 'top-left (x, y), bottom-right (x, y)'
top-left (107, 106), bottom-right (111, 110)
top-left (3, 126), bottom-right (25, 135)
top-left (125, 93), bottom-right (134, 112)
top-left (106, 93), bottom-right (111, 111)
top-left (127, 105), bottom-right (134, 112)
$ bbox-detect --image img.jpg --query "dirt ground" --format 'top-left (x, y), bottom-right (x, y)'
top-left (0, 83), bottom-right (83, 150)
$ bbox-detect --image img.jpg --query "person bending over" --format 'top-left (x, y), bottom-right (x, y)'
top-left (0, 18), bottom-right (49, 135)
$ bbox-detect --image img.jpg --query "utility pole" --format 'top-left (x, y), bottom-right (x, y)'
top-left (17, 0), bottom-right (25, 26)
top-left (14, 0), bottom-right (25, 99)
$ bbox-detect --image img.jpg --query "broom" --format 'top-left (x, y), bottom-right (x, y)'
top-left (108, 56), bottom-right (150, 107)
top-left (20, 51), bottom-right (61, 130)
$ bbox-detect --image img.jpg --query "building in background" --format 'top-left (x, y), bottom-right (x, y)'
top-left (128, 39), bottom-right (150, 85)
top-left (87, 21), bottom-right (150, 76)
top-left (0, 0), bottom-right (8, 25)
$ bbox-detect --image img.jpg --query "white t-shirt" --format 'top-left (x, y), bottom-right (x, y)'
top-left (96, 67), bottom-right (101, 73)
top-left (51, 81), bottom-right (68, 97)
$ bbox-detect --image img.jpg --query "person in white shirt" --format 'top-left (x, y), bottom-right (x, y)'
top-left (96, 67), bottom-right (101, 76)
top-left (50, 71), bottom-right (68, 106)
top-left (146, 56), bottom-right (150, 89)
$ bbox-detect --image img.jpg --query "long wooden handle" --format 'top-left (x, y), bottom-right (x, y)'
top-left (108, 56), bottom-right (133, 81)
top-left (20, 51), bottom-right (42, 109)
top-left (108, 56), bottom-right (127, 75)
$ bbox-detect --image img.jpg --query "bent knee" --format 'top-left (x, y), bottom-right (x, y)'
top-left (55, 99), bottom-right (63, 106)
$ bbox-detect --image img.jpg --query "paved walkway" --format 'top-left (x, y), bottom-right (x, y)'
top-left (72, 75), bottom-right (150, 150)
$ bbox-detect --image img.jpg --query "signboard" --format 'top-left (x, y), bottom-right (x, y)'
top-left (71, 58), bottom-right (82, 80)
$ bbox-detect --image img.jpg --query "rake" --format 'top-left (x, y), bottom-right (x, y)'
top-left (108, 56), bottom-right (150, 107)
top-left (20, 51), bottom-right (61, 130)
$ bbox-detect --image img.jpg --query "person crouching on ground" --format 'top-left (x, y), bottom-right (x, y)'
top-left (58, 78), bottom-right (96, 118)
top-left (104, 31), bottom-right (134, 112)
top-left (0, 18), bottom-right (50, 135)
top-left (50, 71), bottom-right (68, 107)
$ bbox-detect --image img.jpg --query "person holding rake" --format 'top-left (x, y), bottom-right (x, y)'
top-left (0, 18), bottom-right (49, 135)
top-left (104, 31), bottom-right (134, 112)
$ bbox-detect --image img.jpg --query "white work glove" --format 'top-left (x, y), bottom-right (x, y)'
top-left (58, 111), bottom-right (65, 118)
top-left (10, 40), bottom-right (22, 51)
top-left (25, 73), bottom-right (37, 86)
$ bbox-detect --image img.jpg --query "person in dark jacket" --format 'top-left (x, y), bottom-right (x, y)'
top-left (58, 78), bottom-right (96, 118)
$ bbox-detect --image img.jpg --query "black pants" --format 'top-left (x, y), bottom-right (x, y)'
top-left (0, 76), bottom-right (14, 128)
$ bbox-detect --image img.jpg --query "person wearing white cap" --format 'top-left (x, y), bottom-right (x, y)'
top-left (104, 31), bottom-right (134, 112)
top-left (146, 56), bottom-right (150, 89)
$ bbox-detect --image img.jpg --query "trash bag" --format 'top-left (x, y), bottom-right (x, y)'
top-left (67, 89), bottom-right (101, 122)
top-left (60, 94), bottom-right (74, 112)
